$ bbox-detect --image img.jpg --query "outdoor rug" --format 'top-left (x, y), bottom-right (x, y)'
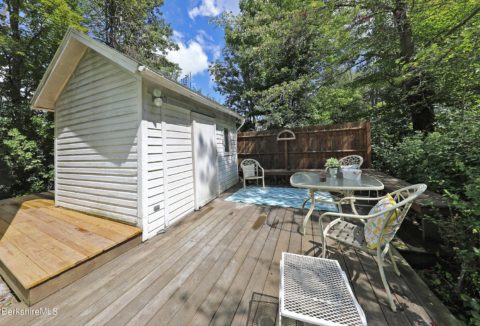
top-left (225, 187), bottom-right (337, 212)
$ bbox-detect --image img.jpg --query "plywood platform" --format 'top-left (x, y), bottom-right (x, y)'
top-left (0, 192), bottom-right (141, 305)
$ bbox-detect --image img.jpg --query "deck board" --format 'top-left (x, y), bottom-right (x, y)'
top-left (189, 207), bottom-right (282, 326)
top-left (0, 193), bottom-right (141, 304)
top-left (1, 188), bottom-right (456, 325)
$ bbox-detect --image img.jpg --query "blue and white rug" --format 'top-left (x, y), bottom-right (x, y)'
top-left (225, 187), bottom-right (337, 212)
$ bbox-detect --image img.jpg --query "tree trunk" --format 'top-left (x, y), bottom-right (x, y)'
top-left (104, 0), bottom-right (118, 48)
top-left (393, 0), bottom-right (435, 132)
top-left (6, 0), bottom-right (23, 106)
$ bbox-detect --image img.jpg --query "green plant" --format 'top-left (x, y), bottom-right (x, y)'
top-left (325, 158), bottom-right (340, 169)
top-left (374, 108), bottom-right (480, 323)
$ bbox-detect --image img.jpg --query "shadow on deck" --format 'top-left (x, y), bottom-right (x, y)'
top-left (0, 187), bottom-right (457, 325)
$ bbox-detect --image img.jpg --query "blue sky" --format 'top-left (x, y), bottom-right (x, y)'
top-left (162, 0), bottom-right (239, 104)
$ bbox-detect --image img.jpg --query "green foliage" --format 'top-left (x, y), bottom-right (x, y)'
top-left (2, 126), bottom-right (54, 196)
top-left (0, 0), bottom-right (84, 199)
top-left (214, 1), bottom-right (480, 321)
top-left (81, 0), bottom-right (180, 77)
top-left (0, 0), bottom-right (86, 102)
top-left (211, 0), bottom-right (356, 128)
top-left (0, 0), bottom-right (180, 199)
top-left (375, 109), bottom-right (480, 323)
top-left (214, 0), bottom-right (479, 134)
top-left (324, 158), bottom-right (340, 169)
top-left (374, 109), bottom-right (479, 196)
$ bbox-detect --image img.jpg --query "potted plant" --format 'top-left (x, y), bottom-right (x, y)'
top-left (325, 158), bottom-right (340, 178)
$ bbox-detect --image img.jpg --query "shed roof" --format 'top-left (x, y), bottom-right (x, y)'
top-left (31, 28), bottom-right (243, 120)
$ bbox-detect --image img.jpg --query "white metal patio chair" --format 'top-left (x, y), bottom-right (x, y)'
top-left (302, 155), bottom-right (365, 213)
top-left (317, 184), bottom-right (427, 311)
top-left (339, 155), bottom-right (364, 169)
top-left (240, 159), bottom-right (265, 188)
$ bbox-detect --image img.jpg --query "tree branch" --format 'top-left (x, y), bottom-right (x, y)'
top-left (426, 6), bottom-right (480, 47)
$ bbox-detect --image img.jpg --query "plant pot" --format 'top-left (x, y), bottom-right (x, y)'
top-left (328, 168), bottom-right (338, 178)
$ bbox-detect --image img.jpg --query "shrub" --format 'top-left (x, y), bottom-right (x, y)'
top-left (374, 108), bottom-right (480, 323)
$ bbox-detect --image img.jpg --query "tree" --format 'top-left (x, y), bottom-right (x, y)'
top-left (211, 1), bottom-right (349, 129)
top-left (81, 0), bottom-right (180, 77)
top-left (213, 0), bottom-right (479, 134)
top-left (0, 0), bottom-right (85, 198)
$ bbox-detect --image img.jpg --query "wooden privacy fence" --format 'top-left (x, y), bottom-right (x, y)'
top-left (237, 122), bottom-right (372, 171)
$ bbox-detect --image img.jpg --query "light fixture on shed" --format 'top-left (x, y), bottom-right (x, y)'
top-left (152, 89), bottom-right (164, 107)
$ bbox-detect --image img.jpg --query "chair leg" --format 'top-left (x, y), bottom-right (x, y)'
top-left (336, 202), bottom-right (343, 214)
top-left (388, 249), bottom-right (401, 277)
top-left (278, 306), bottom-right (282, 326)
top-left (243, 178), bottom-right (246, 188)
top-left (300, 190), bottom-right (316, 235)
top-left (262, 177), bottom-right (265, 188)
top-left (377, 250), bottom-right (397, 312)
top-left (301, 197), bottom-right (310, 215)
top-left (322, 237), bottom-right (327, 258)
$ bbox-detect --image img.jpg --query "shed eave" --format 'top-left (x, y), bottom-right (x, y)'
top-left (31, 27), bottom-right (139, 111)
top-left (31, 27), bottom-right (244, 122)
top-left (138, 66), bottom-right (243, 121)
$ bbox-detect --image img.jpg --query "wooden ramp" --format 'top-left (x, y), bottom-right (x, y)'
top-left (0, 192), bottom-right (141, 306)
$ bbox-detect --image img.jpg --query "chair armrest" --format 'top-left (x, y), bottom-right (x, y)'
top-left (258, 165), bottom-right (265, 176)
top-left (319, 211), bottom-right (371, 221)
top-left (339, 195), bottom-right (386, 204)
top-left (320, 202), bottom-right (399, 221)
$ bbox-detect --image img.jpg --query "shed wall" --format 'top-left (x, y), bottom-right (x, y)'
top-left (216, 119), bottom-right (239, 192)
top-left (55, 50), bottom-right (139, 225)
top-left (143, 85), bottom-right (195, 239)
top-left (142, 83), bottom-right (238, 240)
top-left (143, 97), bottom-right (165, 237)
top-left (163, 105), bottom-right (195, 223)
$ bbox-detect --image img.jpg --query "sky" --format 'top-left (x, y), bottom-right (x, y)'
top-left (162, 0), bottom-right (240, 104)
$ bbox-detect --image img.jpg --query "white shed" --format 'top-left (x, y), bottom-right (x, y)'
top-left (32, 28), bottom-right (242, 241)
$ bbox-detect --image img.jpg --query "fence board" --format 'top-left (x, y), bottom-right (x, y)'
top-left (237, 122), bottom-right (372, 171)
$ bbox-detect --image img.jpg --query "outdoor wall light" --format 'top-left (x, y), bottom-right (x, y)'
top-left (152, 88), bottom-right (164, 107)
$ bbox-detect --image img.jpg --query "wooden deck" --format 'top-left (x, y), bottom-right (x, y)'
top-left (1, 189), bottom-right (457, 325)
top-left (362, 170), bottom-right (450, 213)
top-left (0, 193), bottom-right (141, 305)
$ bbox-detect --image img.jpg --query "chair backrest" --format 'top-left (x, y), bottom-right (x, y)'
top-left (366, 184), bottom-right (427, 249)
top-left (241, 159), bottom-right (261, 178)
top-left (339, 155), bottom-right (364, 169)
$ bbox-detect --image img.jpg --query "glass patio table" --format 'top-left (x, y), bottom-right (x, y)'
top-left (290, 171), bottom-right (384, 235)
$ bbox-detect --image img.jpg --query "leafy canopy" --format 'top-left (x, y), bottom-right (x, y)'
top-left (0, 0), bottom-right (85, 197)
top-left (81, 0), bottom-right (180, 77)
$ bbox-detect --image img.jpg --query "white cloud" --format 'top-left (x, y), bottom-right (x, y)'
top-left (188, 0), bottom-right (239, 19)
top-left (172, 30), bottom-right (184, 42)
top-left (195, 30), bottom-right (222, 60)
top-left (166, 39), bottom-right (209, 77)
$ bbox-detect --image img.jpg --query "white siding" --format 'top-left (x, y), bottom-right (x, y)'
top-left (55, 50), bottom-right (139, 225)
top-left (143, 97), bottom-right (166, 238)
top-left (143, 88), bottom-right (195, 239)
top-left (216, 119), bottom-right (239, 192)
top-left (163, 105), bottom-right (195, 225)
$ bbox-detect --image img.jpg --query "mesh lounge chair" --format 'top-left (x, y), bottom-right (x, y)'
top-left (279, 253), bottom-right (367, 325)
top-left (317, 184), bottom-right (427, 311)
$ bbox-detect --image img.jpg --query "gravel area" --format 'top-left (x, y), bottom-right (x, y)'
top-left (0, 277), bottom-right (17, 307)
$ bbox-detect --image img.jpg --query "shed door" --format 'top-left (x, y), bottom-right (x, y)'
top-left (192, 113), bottom-right (218, 209)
